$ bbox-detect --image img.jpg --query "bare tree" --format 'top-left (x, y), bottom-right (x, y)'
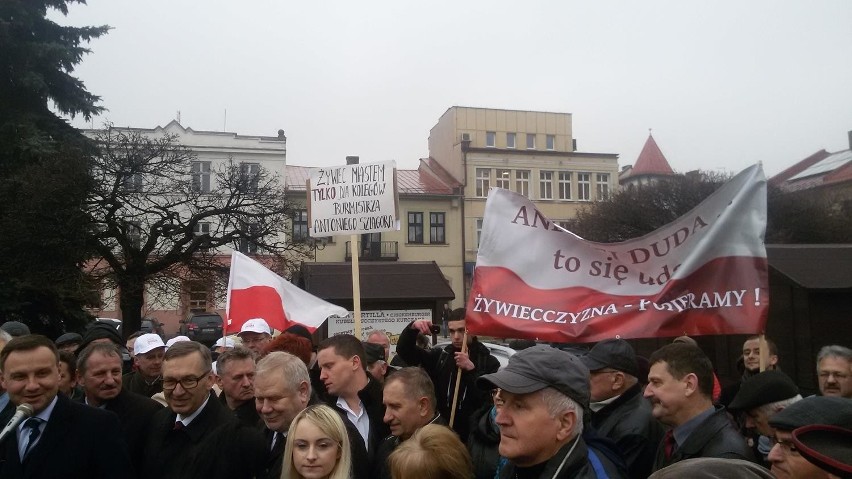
top-left (85, 126), bottom-right (310, 336)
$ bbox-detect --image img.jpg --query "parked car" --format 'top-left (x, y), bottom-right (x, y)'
top-left (179, 313), bottom-right (223, 346)
top-left (140, 318), bottom-right (165, 337)
top-left (434, 340), bottom-right (516, 370)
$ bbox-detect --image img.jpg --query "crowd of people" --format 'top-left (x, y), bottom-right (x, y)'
top-left (0, 309), bottom-right (849, 479)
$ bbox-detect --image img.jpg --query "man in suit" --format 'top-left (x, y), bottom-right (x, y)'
top-left (141, 340), bottom-right (267, 479)
top-left (255, 351), bottom-right (370, 479)
top-left (77, 341), bottom-right (163, 475)
top-left (0, 334), bottom-right (132, 478)
top-left (216, 346), bottom-right (261, 427)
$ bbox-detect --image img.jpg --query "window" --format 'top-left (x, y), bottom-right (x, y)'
top-left (596, 173), bottom-right (610, 201)
top-left (193, 222), bottom-right (210, 236)
top-left (186, 281), bottom-right (210, 313)
top-left (475, 168), bottom-right (490, 197)
top-left (126, 221), bottom-right (142, 249)
top-left (515, 170), bottom-right (530, 197)
top-left (486, 131), bottom-right (496, 147)
top-left (495, 169), bottom-right (511, 190)
top-left (476, 218), bottom-right (483, 249)
top-left (578, 173), bottom-right (591, 201)
top-left (191, 161), bottom-right (211, 193)
top-left (239, 162), bottom-right (260, 193)
top-left (292, 210), bottom-right (308, 243)
top-left (430, 212), bottom-right (446, 244)
top-left (546, 135), bottom-right (555, 150)
top-left (506, 132), bottom-right (516, 149)
top-left (539, 171), bottom-right (553, 199)
top-left (408, 212), bottom-right (424, 244)
top-left (558, 172), bottom-right (572, 200)
top-left (526, 133), bottom-right (536, 149)
top-left (239, 223), bottom-right (260, 253)
top-left (555, 220), bottom-right (573, 231)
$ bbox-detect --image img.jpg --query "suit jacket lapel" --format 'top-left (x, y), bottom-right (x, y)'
top-left (22, 394), bottom-right (70, 472)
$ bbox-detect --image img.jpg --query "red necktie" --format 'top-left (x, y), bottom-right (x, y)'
top-left (664, 430), bottom-right (676, 459)
top-left (174, 421), bottom-right (185, 431)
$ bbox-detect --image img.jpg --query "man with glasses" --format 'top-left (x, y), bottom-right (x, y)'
top-left (816, 345), bottom-right (852, 399)
top-left (142, 341), bottom-right (267, 478)
top-left (581, 339), bottom-right (663, 479)
top-left (238, 318), bottom-right (273, 356)
top-left (766, 395), bottom-right (852, 479)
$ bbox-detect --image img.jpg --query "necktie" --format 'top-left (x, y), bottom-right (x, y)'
top-left (174, 421), bottom-right (185, 430)
top-left (271, 432), bottom-right (282, 451)
top-left (664, 430), bottom-right (676, 459)
top-left (23, 418), bottom-right (43, 456)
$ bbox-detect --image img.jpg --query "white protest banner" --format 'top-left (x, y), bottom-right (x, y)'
top-left (307, 160), bottom-right (399, 236)
top-left (327, 309), bottom-right (432, 355)
top-left (466, 164), bottom-right (769, 343)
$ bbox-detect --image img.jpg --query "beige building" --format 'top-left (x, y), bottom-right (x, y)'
top-left (428, 106), bottom-right (620, 296)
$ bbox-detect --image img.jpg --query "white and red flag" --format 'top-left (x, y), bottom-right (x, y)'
top-left (466, 164), bottom-right (768, 343)
top-left (226, 251), bottom-right (347, 334)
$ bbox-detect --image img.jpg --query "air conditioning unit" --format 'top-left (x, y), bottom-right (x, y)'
top-left (460, 132), bottom-right (471, 142)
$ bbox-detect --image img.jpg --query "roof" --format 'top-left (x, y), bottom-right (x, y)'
top-left (767, 244), bottom-right (852, 289)
top-left (769, 149), bottom-right (852, 193)
top-left (285, 164), bottom-right (457, 195)
top-left (297, 261), bottom-right (456, 301)
top-left (622, 134), bottom-right (674, 179)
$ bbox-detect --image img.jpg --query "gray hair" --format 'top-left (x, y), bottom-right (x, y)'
top-left (754, 394), bottom-right (802, 417)
top-left (256, 351), bottom-right (311, 395)
top-left (77, 342), bottom-right (122, 376)
top-left (817, 345), bottom-right (852, 371)
top-left (539, 387), bottom-right (584, 437)
top-left (0, 329), bottom-right (12, 345)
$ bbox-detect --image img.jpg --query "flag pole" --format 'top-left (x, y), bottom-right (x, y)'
top-left (759, 333), bottom-right (768, 372)
top-left (448, 330), bottom-right (468, 428)
top-left (350, 234), bottom-right (363, 340)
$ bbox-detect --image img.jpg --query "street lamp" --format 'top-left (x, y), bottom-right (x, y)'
top-left (308, 236), bottom-right (329, 262)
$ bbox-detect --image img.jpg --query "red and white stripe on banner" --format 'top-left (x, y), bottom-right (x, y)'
top-left (466, 164), bottom-right (769, 343)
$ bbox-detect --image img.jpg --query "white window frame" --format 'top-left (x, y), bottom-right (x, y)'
top-left (191, 161), bottom-right (211, 193)
top-left (546, 135), bottom-right (555, 151)
top-left (486, 131), bottom-right (496, 148)
top-left (526, 133), bottom-right (536, 149)
top-left (558, 171), bottom-right (572, 200)
top-left (506, 132), bottom-right (516, 149)
top-left (495, 169), bottom-right (511, 190)
top-left (475, 168), bottom-right (491, 197)
top-left (476, 218), bottom-right (483, 249)
top-left (596, 173), bottom-right (610, 201)
top-left (539, 171), bottom-right (553, 199)
top-left (515, 170), bottom-right (530, 197)
top-left (578, 173), bottom-right (591, 201)
top-left (193, 222), bottom-right (211, 236)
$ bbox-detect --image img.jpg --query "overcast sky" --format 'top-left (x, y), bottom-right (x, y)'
top-left (57, 0), bottom-right (852, 177)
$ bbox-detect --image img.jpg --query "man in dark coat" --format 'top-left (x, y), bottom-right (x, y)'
top-left (581, 339), bottom-right (664, 479)
top-left (77, 341), bottom-right (163, 475)
top-left (395, 307), bottom-right (499, 442)
top-left (0, 334), bottom-right (132, 479)
top-left (372, 367), bottom-right (446, 479)
top-left (216, 346), bottom-right (261, 427)
top-left (141, 341), bottom-right (267, 478)
top-left (317, 334), bottom-right (389, 459)
top-left (645, 343), bottom-right (754, 472)
top-left (123, 333), bottom-right (165, 397)
top-left (478, 345), bottom-right (625, 479)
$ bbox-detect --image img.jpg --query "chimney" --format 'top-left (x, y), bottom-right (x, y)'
top-left (848, 130), bottom-right (851, 150)
top-left (572, 139), bottom-right (577, 151)
top-left (346, 156), bottom-right (359, 165)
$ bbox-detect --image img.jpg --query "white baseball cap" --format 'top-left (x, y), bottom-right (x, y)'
top-left (238, 318), bottom-right (271, 336)
top-left (134, 333), bottom-right (166, 355)
top-left (214, 337), bottom-right (236, 349)
top-left (165, 335), bottom-right (190, 349)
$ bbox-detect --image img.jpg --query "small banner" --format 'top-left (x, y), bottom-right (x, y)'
top-left (466, 164), bottom-right (768, 343)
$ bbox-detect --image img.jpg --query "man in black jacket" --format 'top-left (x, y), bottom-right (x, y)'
top-left (0, 334), bottom-right (132, 479)
top-left (141, 341), bottom-right (267, 478)
top-left (77, 341), bottom-right (163, 476)
top-left (645, 343), bottom-right (754, 472)
top-left (123, 333), bottom-right (165, 397)
top-left (581, 339), bottom-right (664, 479)
top-left (395, 307), bottom-right (499, 442)
top-left (216, 347), bottom-right (261, 427)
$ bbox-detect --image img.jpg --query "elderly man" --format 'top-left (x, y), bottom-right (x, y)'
top-left (366, 329), bottom-right (392, 363)
top-left (254, 351), bottom-right (369, 479)
top-left (216, 346), bottom-right (260, 427)
top-left (816, 345), bottom-right (852, 399)
top-left (77, 342), bottom-right (162, 474)
top-left (581, 339), bottom-right (664, 479)
top-left (0, 335), bottom-right (132, 478)
top-left (766, 395), bottom-right (852, 479)
top-left (728, 370), bottom-right (801, 465)
top-left (644, 343), bottom-right (752, 471)
top-left (238, 318), bottom-right (273, 355)
top-left (55, 333), bottom-right (82, 354)
top-left (363, 341), bottom-right (389, 384)
top-left (123, 333), bottom-right (165, 397)
top-left (141, 341), bottom-right (266, 478)
top-left (317, 334), bottom-right (389, 456)
top-left (477, 345), bottom-right (624, 479)
top-left (790, 425), bottom-right (852, 478)
top-left (373, 367), bottom-right (445, 479)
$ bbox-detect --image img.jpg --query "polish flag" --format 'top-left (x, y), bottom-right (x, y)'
top-left (226, 251), bottom-right (347, 334)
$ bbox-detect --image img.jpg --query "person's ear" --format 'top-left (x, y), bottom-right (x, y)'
top-left (612, 372), bottom-right (625, 391)
top-left (683, 373), bottom-right (698, 397)
top-left (555, 409), bottom-right (577, 441)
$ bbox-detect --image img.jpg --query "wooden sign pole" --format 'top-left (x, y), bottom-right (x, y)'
top-left (448, 331), bottom-right (468, 428)
top-left (351, 234), bottom-right (363, 340)
top-left (759, 333), bottom-right (768, 372)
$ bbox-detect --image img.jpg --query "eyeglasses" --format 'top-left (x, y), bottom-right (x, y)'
top-left (163, 370), bottom-right (211, 391)
top-left (772, 436), bottom-right (799, 455)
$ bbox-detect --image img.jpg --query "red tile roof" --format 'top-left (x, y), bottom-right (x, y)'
top-left (768, 150), bottom-right (831, 187)
top-left (628, 134), bottom-right (674, 177)
top-left (770, 149), bottom-right (852, 192)
top-left (285, 163), bottom-right (456, 195)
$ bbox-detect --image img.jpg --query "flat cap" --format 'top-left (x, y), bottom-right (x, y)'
top-left (55, 332), bottom-right (83, 347)
top-left (769, 396), bottom-right (852, 431)
top-left (728, 370), bottom-right (799, 411)
top-left (1, 321), bottom-right (30, 337)
top-left (362, 342), bottom-right (385, 364)
top-left (478, 344), bottom-right (590, 407)
top-left (791, 425), bottom-right (852, 478)
top-left (580, 339), bottom-right (639, 376)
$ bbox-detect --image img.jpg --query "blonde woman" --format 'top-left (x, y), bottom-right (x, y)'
top-left (388, 424), bottom-right (473, 479)
top-left (281, 404), bottom-right (352, 479)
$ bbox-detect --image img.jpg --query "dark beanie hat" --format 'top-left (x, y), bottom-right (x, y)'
top-left (728, 370), bottom-right (799, 411)
top-left (76, 322), bottom-right (122, 355)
